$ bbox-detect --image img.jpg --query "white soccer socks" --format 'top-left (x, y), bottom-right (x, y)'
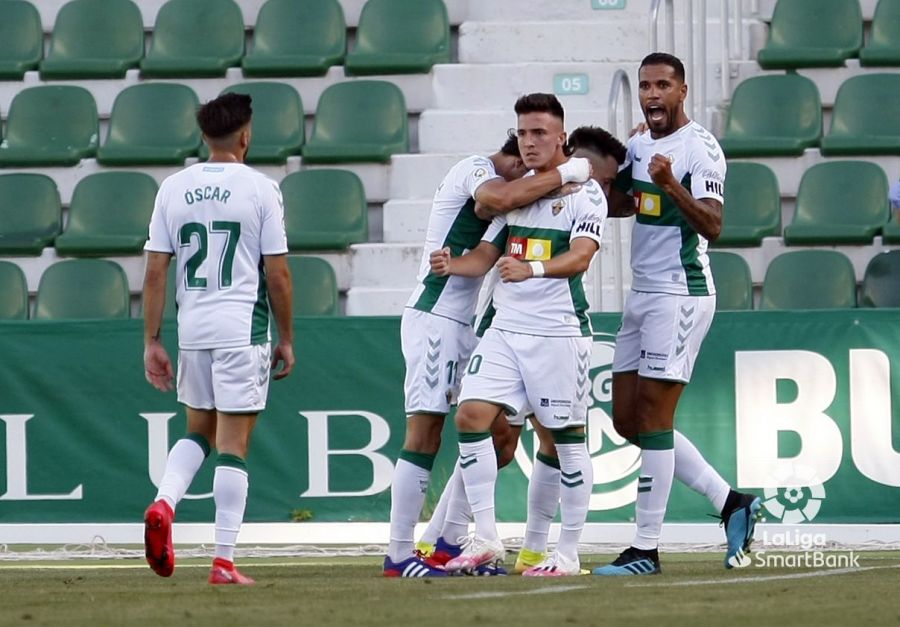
top-left (155, 433), bottom-right (210, 510)
top-left (523, 452), bottom-right (561, 555)
top-left (458, 432), bottom-right (500, 542)
top-left (633, 430), bottom-right (675, 551)
top-left (555, 434), bottom-right (592, 563)
top-left (388, 451), bottom-right (435, 562)
top-left (213, 454), bottom-right (249, 562)
top-left (674, 430), bottom-right (730, 513)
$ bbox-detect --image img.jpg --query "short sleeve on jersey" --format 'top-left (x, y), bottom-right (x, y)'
top-left (569, 181), bottom-right (607, 247)
top-left (460, 156), bottom-right (500, 198)
top-left (689, 129), bottom-right (726, 203)
top-left (483, 214), bottom-right (508, 250)
top-left (144, 182), bottom-right (174, 253)
top-left (259, 178), bottom-right (288, 255)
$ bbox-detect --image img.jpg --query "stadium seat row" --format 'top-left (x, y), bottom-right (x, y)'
top-left (0, 256), bottom-right (339, 320)
top-left (710, 249), bottom-right (900, 311)
top-left (758, 0), bottom-right (900, 69)
top-left (0, 0), bottom-right (450, 80)
top-left (719, 161), bottom-right (900, 247)
top-left (720, 72), bottom-right (900, 157)
top-left (0, 169), bottom-right (369, 256)
top-left (0, 80), bottom-right (408, 166)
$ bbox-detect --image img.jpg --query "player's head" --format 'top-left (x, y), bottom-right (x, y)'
top-left (493, 129), bottom-right (528, 181)
top-left (638, 52), bottom-right (689, 138)
top-left (567, 126), bottom-right (626, 196)
top-left (514, 93), bottom-right (567, 171)
top-left (197, 92), bottom-right (253, 161)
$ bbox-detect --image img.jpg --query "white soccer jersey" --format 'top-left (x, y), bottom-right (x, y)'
top-left (483, 175), bottom-right (608, 337)
top-left (616, 121), bottom-right (726, 296)
top-left (406, 155), bottom-right (506, 324)
top-left (145, 162), bottom-right (288, 350)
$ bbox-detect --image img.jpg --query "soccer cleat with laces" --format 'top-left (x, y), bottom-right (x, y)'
top-left (723, 492), bottom-right (762, 569)
top-left (415, 540), bottom-right (435, 557)
top-left (143, 500), bottom-right (175, 577)
top-left (383, 554), bottom-right (449, 578)
top-left (514, 547), bottom-right (546, 574)
top-left (523, 551), bottom-right (581, 577)
top-left (443, 535), bottom-right (505, 575)
top-left (424, 537), bottom-right (461, 568)
top-left (592, 547), bottom-right (661, 576)
top-left (209, 558), bottom-right (255, 585)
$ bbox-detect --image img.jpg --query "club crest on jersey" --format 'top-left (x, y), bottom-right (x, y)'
top-left (551, 199), bottom-right (565, 216)
top-left (636, 191), bottom-right (661, 217)
top-left (508, 236), bottom-right (552, 260)
top-left (473, 167), bottom-right (487, 179)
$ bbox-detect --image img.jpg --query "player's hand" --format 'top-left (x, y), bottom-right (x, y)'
top-left (629, 122), bottom-right (649, 137)
top-left (430, 246), bottom-right (452, 276)
top-left (271, 340), bottom-right (295, 380)
top-left (555, 182), bottom-right (583, 197)
top-left (144, 341), bottom-right (174, 392)
top-left (497, 256), bottom-right (533, 283)
top-left (648, 153), bottom-right (676, 190)
top-left (557, 157), bottom-right (592, 184)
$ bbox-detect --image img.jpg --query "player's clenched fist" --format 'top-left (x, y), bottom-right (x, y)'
top-left (497, 256), bottom-right (533, 283)
top-left (430, 246), bottom-right (452, 276)
top-left (648, 153), bottom-right (676, 189)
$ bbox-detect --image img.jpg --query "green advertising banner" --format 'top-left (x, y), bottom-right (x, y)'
top-left (0, 311), bottom-right (898, 527)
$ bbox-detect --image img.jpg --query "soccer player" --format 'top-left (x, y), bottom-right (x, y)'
top-left (434, 93), bottom-right (608, 577)
top-left (383, 132), bottom-right (593, 577)
top-left (141, 93), bottom-right (294, 585)
top-left (593, 53), bottom-right (760, 576)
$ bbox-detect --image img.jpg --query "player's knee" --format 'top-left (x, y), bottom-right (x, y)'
top-left (403, 414), bottom-right (443, 453)
top-left (495, 435), bottom-right (518, 468)
top-left (611, 412), bottom-right (638, 443)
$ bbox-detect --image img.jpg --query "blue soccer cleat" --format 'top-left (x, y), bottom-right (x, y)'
top-left (723, 493), bottom-right (762, 569)
top-left (425, 536), bottom-right (462, 568)
top-left (592, 547), bottom-right (661, 576)
top-left (383, 554), bottom-right (449, 578)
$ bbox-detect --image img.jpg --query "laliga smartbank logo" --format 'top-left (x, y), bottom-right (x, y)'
top-left (731, 463), bottom-right (859, 570)
top-left (513, 332), bottom-right (641, 511)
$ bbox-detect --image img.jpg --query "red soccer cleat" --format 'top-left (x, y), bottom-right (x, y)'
top-left (144, 500), bottom-right (175, 577)
top-left (209, 558), bottom-right (255, 585)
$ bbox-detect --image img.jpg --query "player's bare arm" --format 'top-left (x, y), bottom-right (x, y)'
top-left (497, 237), bottom-right (599, 283)
top-left (475, 157), bottom-right (591, 216)
top-left (648, 153), bottom-right (722, 241)
top-left (142, 251), bottom-right (174, 392)
top-left (430, 241), bottom-right (502, 278)
top-left (263, 254), bottom-right (295, 380)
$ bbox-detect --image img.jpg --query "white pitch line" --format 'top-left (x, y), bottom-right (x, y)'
top-left (0, 561), bottom-right (338, 571)
top-left (625, 563), bottom-right (900, 588)
top-left (444, 584), bottom-right (589, 600)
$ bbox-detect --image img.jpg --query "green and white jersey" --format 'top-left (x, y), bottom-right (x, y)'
top-left (486, 174), bottom-right (607, 338)
top-left (407, 155), bottom-right (506, 324)
top-left (615, 121), bottom-right (726, 296)
top-left (145, 162), bottom-right (288, 350)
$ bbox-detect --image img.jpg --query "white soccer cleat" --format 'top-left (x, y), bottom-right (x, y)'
top-left (522, 551), bottom-right (581, 577)
top-left (444, 534), bottom-right (505, 574)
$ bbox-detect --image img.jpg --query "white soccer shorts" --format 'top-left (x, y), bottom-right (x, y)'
top-left (458, 328), bottom-right (591, 430)
top-left (401, 308), bottom-right (478, 416)
top-left (612, 290), bottom-right (716, 383)
top-left (177, 343), bottom-right (272, 413)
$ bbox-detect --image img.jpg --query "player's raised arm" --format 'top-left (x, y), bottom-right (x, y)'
top-left (647, 153), bottom-right (722, 241)
top-left (475, 157), bottom-right (591, 216)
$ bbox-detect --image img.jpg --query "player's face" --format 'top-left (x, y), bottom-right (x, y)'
top-left (516, 112), bottom-right (566, 171)
top-left (573, 148), bottom-right (619, 197)
top-left (638, 64), bottom-right (687, 137)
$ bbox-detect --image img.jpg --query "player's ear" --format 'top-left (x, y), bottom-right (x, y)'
top-left (680, 82), bottom-right (688, 103)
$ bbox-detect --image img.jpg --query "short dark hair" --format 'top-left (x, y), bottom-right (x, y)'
top-left (514, 93), bottom-right (564, 123)
top-left (640, 52), bottom-right (686, 82)
top-left (567, 126), bottom-right (627, 165)
top-left (500, 129), bottom-right (520, 156)
top-left (197, 93), bottom-right (253, 139)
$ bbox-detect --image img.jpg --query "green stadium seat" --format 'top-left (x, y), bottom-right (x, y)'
top-left (198, 83), bottom-right (304, 164)
top-left (0, 86), bottom-right (99, 166)
top-left (760, 250), bottom-right (857, 310)
top-left (757, 0), bottom-right (862, 69)
top-left (0, 174), bottom-right (61, 254)
top-left (140, 0), bottom-right (244, 77)
top-left (784, 161), bottom-right (890, 245)
top-left (820, 74), bottom-right (900, 156)
top-left (55, 172), bottom-right (158, 256)
top-left (860, 250), bottom-right (900, 307)
top-left (0, 0), bottom-right (42, 80)
top-left (39, 0), bottom-right (143, 79)
top-left (281, 170), bottom-right (368, 250)
top-left (708, 251), bottom-right (753, 311)
top-left (286, 256), bottom-right (339, 315)
top-left (302, 80), bottom-right (408, 163)
top-left (860, 0), bottom-right (900, 66)
top-left (345, 0), bottom-right (450, 75)
top-left (884, 221), bottom-right (900, 244)
top-left (0, 261), bottom-right (29, 319)
top-left (719, 75), bottom-right (822, 157)
top-left (242, 0), bottom-right (346, 77)
top-left (35, 259), bottom-right (130, 319)
top-left (97, 83), bottom-right (200, 165)
top-left (715, 162), bottom-right (781, 246)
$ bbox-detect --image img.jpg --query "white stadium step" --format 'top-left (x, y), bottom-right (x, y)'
top-left (389, 153), bottom-right (470, 199)
top-left (350, 243), bottom-right (424, 288)
top-left (465, 1), bottom-right (646, 22)
top-left (382, 199), bottom-right (433, 243)
top-left (345, 287), bottom-right (414, 316)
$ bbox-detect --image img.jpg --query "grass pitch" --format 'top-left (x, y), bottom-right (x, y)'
top-left (1, 552), bottom-right (899, 627)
